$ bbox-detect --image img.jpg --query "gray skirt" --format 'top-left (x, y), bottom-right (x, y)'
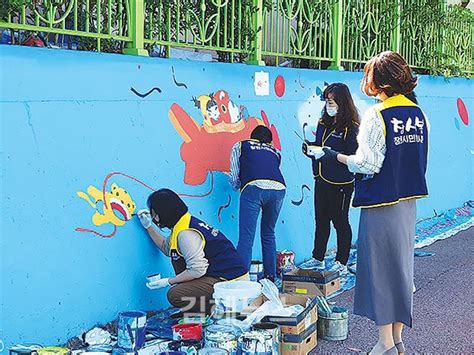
top-left (354, 200), bottom-right (416, 327)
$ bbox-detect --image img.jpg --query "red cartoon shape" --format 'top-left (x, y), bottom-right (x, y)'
top-left (169, 90), bottom-right (281, 185)
top-left (457, 98), bottom-right (469, 126)
top-left (274, 75), bottom-right (285, 97)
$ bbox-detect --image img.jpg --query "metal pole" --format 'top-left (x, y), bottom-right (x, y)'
top-left (329, 0), bottom-right (343, 70)
top-left (248, 0), bottom-right (265, 65)
top-left (123, 0), bottom-right (148, 56)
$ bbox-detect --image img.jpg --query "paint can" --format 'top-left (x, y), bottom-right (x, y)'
top-left (117, 311), bottom-right (147, 351)
top-left (252, 323), bottom-right (280, 354)
top-left (168, 340), bottom-right (202, 355)
top-left (317, 306), bottom-right (349, 341)
top-left (204, 325), bottom-right (238, 355)
top-left (249, 261), bottom-right (264, 282)
top-left (172, 323), bottom-right (203, 341)
top-left (276, 250), bottom-right (295, 277)
top-left (9, 344), bottom-right (42, 355)
top-left (239, 330), bottom-right (272, 355)
top-left (36, 347), bottom-right (70, 355)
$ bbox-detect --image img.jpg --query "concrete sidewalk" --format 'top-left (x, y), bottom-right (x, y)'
top-left (312, 227), bottom-right (473, 354)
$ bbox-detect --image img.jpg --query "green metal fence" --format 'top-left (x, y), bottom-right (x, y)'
top-left (1, 0), bottom-right (473, 74)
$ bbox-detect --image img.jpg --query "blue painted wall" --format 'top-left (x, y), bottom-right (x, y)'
top-left (0, 46), bottom-right (472, 347)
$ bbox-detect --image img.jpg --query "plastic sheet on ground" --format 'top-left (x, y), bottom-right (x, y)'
top-left (296, 201), bottom-right (473, 299)
top-left (145, 308), bottom-right (180, 339)
top-left (415, 201), bottom-right (473, 249)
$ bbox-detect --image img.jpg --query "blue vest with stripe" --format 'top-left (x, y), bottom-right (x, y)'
top-left (239, 140), bottom-right (286, 190)
top-left (353, 95), bottom-right (428, 208)
top-left (312, 121), bottom-right (358, 184)
top-left (170, 214), bottom-right (248, 280)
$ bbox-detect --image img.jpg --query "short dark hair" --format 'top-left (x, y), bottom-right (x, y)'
top-left (250, 125), bottom-right (272, 144)
top-left (147, 189), bottom-right (188, 228)
top-left (361, 51), bottom-right (417, 97)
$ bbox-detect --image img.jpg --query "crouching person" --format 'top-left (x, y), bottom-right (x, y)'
top-left (138, 188), bottom-right (248, 315)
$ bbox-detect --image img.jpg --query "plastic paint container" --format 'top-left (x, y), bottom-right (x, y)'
top-left (239, 330), bottom-right (272, 355)
top-left (37, 347), bottom-right (69, 355)
top-left (117, 311), bottom-right (147, 351)
top-left (172, 323), bottom-right (203, 341)
top-left (198, 349), bottom-right (228, 354)
top-left (147, 273), bottom-right (161, 283)
top-left (178, 316), bottom-right (213, 327)
top-left (9, 344), bottom-right (42, 355)
top-left (213, 281), bottom-right (262, 314)
top-left (317, 306), bottom-right (349, 341)
top-left (252, 323), bottom-right (280, 354)
top-left (204, 325), bottom-right (238, 355)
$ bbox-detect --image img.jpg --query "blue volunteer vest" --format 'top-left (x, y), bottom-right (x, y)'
top-left (170, 213), bottom-right (248, 280)
top-left (239, 140), bottom-right (286, 191)
top-left (353, 95), bottom-right (428, 208)
top-left (312, 121), bottom-right (358, 185)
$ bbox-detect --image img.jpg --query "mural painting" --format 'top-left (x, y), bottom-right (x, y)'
top-left (169, 89), bottom-right (281, 185)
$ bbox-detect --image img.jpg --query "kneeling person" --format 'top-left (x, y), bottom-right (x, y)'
top-left (138, 188), bottom-right (248, 315)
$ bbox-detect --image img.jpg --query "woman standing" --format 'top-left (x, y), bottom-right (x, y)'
top-left (323, 51), bottom-right (429, 354)
top-left (302, 83), bottom-right (359, 274)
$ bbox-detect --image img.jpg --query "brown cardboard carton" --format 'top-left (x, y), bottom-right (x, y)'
top-left (283, 269), bottom-right (341, 297)
top-left (280, 303), bottom-right (318, 335)
top-left (280, 323), bottom-right (318, 355)
top-left (241, 293), bottom-right (318, 329)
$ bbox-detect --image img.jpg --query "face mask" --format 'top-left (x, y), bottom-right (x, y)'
top-left (326, 105), bottom-right (338, 117)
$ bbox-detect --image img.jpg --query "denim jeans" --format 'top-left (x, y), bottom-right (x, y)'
top-left (237, 185), bottom-right (286, 279)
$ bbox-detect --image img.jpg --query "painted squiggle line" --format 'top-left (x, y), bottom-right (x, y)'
top-left (297, 73), bottom-right (305, 88)
top-left (130, 87), bottom-right (162, 98)
top-left (217, 195), bottom-right (232, 223)
top-left (172, 66), bottom-right (188, 89)
top-left (291, 184), bottom-right (311, 206)
top-left (75, 225), bottom-right (117, 238)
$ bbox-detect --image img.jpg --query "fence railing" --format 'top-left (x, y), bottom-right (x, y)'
top-left (1, 0), bottom-right (473, 74)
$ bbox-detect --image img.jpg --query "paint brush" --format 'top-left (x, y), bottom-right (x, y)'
top-left (294, 130), bottom-right (305, 142)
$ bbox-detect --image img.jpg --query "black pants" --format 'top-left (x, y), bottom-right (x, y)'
top-left (313, 178), bottom-right (354, 265)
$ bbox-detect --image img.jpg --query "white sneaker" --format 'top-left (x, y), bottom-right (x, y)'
top-left (330, 261), bottom-right (348, 275)
top-left (306, 258), bottom-right (326, 270)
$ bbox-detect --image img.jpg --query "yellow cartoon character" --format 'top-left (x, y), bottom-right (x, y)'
top-left (77, 183), bottom-right (136, 227)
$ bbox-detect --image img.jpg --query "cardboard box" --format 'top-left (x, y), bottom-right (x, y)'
top-left (280, 323), bottom-right (318, 355)
top-left (280, 302), bottom-right (317, 335)
top-left (241, 293), bottom-right (318, 330)
top-left (283, 269), bottom-right (341, 297)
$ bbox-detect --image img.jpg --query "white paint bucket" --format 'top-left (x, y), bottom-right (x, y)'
top-left (213, 281), bottom-right (261, 314)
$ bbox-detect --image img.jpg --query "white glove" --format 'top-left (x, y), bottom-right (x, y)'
top-left (137, 209), bottom-right (152, 229)
top-left (146, 278), bottom-right (170, 290)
